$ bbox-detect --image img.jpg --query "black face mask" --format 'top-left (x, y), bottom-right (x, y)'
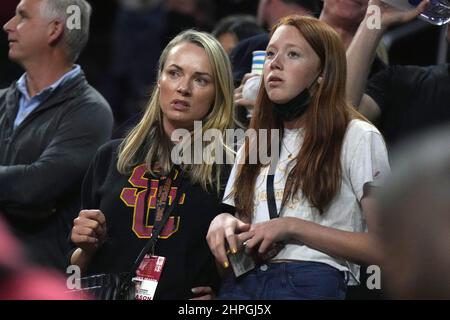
top-left (272, 72), bottom-right (321, 122)
top-left (272, 88), bottom-right (312, 122)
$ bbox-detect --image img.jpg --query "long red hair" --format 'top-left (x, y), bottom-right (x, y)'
top-left (232, 15), bottom-right (365, 219)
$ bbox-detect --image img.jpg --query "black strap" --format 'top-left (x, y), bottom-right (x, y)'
top-left (266, 134), bottom-right (283, 220)
top-left (130, 166), bottom-right (183, 273)
top-left (262, 135), bottom-right (289, 260)
top-left (266, 173), bottom-right (278, 219)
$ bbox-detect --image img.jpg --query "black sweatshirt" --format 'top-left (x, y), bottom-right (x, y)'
top-left (78, 140), bottom-right (229, 299)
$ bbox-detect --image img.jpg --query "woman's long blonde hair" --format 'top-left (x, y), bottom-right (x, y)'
top-left (117, 30), bottom-right (234, 193)
top-left (234, 16), bottom-right (366, 217)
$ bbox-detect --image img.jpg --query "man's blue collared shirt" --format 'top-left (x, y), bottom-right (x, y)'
top-left (14, 65), bottom-right (81, 128)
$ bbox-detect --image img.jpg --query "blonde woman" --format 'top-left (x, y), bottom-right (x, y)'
top-left (69, 30), bottom-right (234, 299)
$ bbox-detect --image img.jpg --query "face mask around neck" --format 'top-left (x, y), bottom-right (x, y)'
top-left (272, 74), bottom-right (321, 122)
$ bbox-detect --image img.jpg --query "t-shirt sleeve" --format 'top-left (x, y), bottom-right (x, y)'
top-left (366, 66), bottom-right (393, 113)
top-left (222, 144), bottom-right (247, 207)
top-left (348, 131), bottom-right (390, 201)
top-left (222, 162), bottom-right (237, 207)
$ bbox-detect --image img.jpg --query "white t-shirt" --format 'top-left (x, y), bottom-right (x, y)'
top-left (223, 120), bottom-right (390, 285)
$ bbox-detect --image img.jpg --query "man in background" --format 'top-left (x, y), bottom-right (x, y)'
top-left (0, 0), bottom-right (113, 271)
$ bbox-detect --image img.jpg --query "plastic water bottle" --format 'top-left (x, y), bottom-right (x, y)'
top-left (382, 0), bottom-right (450, 25)
top-left (242, 50), bottom-right (266, 101)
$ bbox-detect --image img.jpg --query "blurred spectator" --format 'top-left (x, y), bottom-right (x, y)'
top-left (212, 15), bottom-right (264, 54)
top-left (257, 0), bottom-right (321, 29)
top-left (214, 0), bottom-right (259, 20)
top-left (320, 0), bottom-right (370, 49)
top-left (230, 0), bottom-right (380, 86)
top-left (104, 0), bottom-right (165, 137)
top-left (377, 125), bottom-right (450, 299)
top-left (347, 0), bottom-right (450, 147)
top-left (0, 0), bottom-right (113, 271)
top-left (320, 0), bottom-right (388, 69)
top-left (0, 215), bottom-right (79, 299)
top-left (163, 0), bottom-right (216, 44)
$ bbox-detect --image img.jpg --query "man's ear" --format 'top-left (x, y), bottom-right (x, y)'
top-left (48, 20), bottom-right (64, 46)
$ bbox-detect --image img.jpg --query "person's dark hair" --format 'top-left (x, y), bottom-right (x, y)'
top-left (282, 0), bottom-right (321, 17)
top-left (212, 15), bottom-right (264, 42)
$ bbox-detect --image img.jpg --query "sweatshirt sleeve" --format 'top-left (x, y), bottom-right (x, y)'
top-left (0, 100), bottom-right (113, 219)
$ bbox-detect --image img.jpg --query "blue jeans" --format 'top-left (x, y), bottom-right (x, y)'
top-left (218, 261), bottom-right (348, 300)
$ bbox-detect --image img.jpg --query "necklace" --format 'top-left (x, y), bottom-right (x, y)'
top-left (282, 138), bottom-right (294, 159)
top-left (282, 128), bottom-right (303, 159)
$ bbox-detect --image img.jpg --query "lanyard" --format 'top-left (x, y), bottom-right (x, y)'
top-left (266, 136), bottom-right (283, 220)
top-left (131, 166), bottom-right (182, 273)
